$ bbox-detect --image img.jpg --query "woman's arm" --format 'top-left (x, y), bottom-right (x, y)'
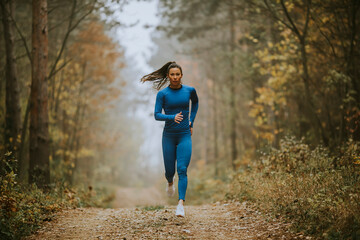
top-left (189, 88), bottom-right (199, 128)
top-left (154, 92), bottom-right (176, 121)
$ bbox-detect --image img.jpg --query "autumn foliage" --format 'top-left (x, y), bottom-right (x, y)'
top-left (157, 0), bottom-right (360, 238)
top-left (0, 1), bottom-right (126, 238)
top-left (49, 21), bottom-right (124, 185)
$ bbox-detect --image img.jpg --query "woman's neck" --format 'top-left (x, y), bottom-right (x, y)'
top-left (169, 84), bottom-right (182, 89)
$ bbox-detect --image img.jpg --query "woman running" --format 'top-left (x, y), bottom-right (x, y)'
top-left (141, 61), bottom-right (199, 217)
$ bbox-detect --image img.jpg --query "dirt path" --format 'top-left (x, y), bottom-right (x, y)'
top-left (26, 201), bottom-right (311, 239)
top-left (112, 187), bottom-right (166, 208)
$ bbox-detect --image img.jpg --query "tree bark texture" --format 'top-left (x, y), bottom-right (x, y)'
top-left (29, 0), bottom-right (50, 189)
top-left (1, 0), bottom-right (22, 159)
top-left (229, 0), bottom-right (238, 170)
top-left (212, 81), bottom-right (219, 176)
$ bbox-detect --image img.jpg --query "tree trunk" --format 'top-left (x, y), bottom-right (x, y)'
top-left (229, 0), bottom-right (237, 170)
top-left (19, 95), bottom-right (30, 182)
top-left (299, 38), bottom-right (329, 146)
top-left (203, 75), bottom-right (208, 165)
top-left (29, 0), bottom-right (50, 190)
top-left (212, 80), bottom-right (219, 176)
top-left (278, 0), bottom-right (329, 146)
top-left (347, 0), bottom-right (360, 141)
top-left (1, 0), bottom-right (21, 164)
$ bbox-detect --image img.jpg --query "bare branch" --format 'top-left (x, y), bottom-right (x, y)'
top-left (69, 5), bottom-right (94, 32)
top-left (280, 0), bottom-right (302, 39)
top-left (48, 2), bottom-right (94, 79)
top-left (1, 2), bottom-right (32, 64)
top-left (310, 11), bottom-right (337, 58)
top-left (48, 0), bottom-right (77, 79)
top-left (262, 0), bottom-right (294, 31)
top-left (48, 4), bottom-right (93, 32)
top-left (303, 0), bottom-right (311, 38)
top-left (48, 58), bottom-right (72, 80)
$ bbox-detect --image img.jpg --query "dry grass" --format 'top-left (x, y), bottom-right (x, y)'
top-left (0, 153), bottom-right (115, 240)
top-left (229, 137), bottom-right (360, 239)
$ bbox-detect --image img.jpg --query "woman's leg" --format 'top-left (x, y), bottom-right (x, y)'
top-left (176, 133), bottom-right (192, 201)
top-left (162, 134), bottom-right (176, 183)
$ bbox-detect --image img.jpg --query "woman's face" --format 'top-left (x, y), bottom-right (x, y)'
top-left (167, 67), bottom-right (183, 88)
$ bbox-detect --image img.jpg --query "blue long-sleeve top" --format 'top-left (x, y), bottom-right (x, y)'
top-left (154, 84), bottom-right (199, 133)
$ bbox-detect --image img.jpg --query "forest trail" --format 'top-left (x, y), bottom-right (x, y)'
top-left (25, 201), bottom-right (311, 239)
top-left (112, 187), bottom-right (167, 208)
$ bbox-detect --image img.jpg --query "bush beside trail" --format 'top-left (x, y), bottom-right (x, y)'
top-left (0, 153), bottom-right (114, 240)
top-left (228, 137), bottom-right (360, 239)
top-left (185, 137), bottom-right (360, 239)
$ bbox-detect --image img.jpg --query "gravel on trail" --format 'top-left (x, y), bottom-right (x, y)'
top-left (25, 201), bottom-right (312, 239)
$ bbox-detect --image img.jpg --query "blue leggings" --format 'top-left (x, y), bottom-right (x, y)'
top-left (162, 131), bottom-right (192, 201)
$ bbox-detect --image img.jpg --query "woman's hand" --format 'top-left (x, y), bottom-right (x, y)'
top-left (189, 122), bottom-right (193, 135)
top-left (174, 111), bottom-right (183, 123)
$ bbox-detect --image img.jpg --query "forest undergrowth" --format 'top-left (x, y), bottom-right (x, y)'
top-left (228, 137), bottom-right (360, 239)
top-left (186, 137), bottom-right (360, 239)
top-left (2, 137), bottom-right (360, 240)
top-left (0, 153), bottom-right (115, 240)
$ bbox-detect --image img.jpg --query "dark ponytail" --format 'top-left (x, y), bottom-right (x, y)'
top-left (140, 61), bottom-right (183, 90)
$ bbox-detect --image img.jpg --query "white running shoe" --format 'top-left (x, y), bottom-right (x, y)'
top-left (176, 204), bottom-right (185, 217)
top-left (166, 179), bottom-right (175, 197)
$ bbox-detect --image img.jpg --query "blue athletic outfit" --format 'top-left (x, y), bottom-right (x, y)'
top-left (154, 84), bottom-right (199, 201)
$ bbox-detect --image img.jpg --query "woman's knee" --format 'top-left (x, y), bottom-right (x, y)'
top-left (177, 166), bottom-right (188, 177)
